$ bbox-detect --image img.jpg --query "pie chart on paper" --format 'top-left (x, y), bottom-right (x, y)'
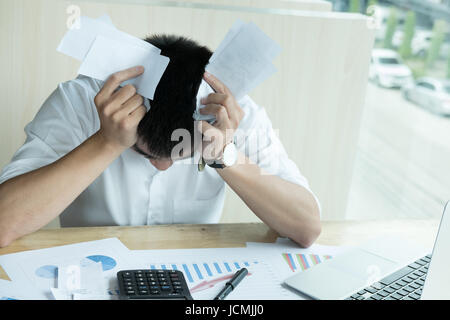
top-left (81, 255), bottom-right (117, 271)
top-left (35, 265), bottom-right (58, 279)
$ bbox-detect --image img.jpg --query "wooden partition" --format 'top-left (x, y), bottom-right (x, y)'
top-left (0, 0), bottom-right (374, 224)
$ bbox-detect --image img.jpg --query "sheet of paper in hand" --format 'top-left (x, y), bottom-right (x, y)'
top-left (194, 20), bottom-right (281, 123)
top-left (57, 15), bottom-right (169, 101)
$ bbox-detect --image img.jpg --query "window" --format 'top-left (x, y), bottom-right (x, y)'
top-left (378, 57), bottom-right (400, 65)
top-left (443, 85), bottom-right (450, 95)
top-left (345, 5), bottom-right (450, 221)
top-left (417, 82), bottom-right (435, 91)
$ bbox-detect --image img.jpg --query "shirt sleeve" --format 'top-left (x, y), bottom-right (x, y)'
top-left (0, 76), bottom-right (100, 185)
top-left (235, 95), bottom-right (322, 216)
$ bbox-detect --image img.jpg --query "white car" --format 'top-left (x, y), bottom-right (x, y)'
top-left (402, 77), bottom-right (450, 116)
top-left (369, 49), bottom-right (413, 88)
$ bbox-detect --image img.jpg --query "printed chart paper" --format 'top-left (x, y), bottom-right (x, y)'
top-left (131, 247), bottom-right (303, 300)
top-left (0, 238), bottom-right (133, 299)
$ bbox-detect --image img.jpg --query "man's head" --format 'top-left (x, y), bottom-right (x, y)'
top-left (134, 35), bottom-right (212, 170)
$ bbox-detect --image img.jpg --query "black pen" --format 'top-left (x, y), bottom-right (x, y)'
top-left (213, 268), bottom-right (248, 300)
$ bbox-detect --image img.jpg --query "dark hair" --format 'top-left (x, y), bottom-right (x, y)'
top-left (137, 35), bottom-right (212, 158)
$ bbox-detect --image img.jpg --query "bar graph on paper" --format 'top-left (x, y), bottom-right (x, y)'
top-left (282, 253), bottom-right (332, 272)
top-left (144, 258), bottom-right (300, 299)
top-left (148, 260), bottom-right (256, 289)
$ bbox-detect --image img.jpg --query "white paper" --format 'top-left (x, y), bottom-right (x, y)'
top-left (245, 238), bottom-right (352, 280)
top-left (0, 279), bottom-right (41, 300)
top-left (57, 15), bottom-right (160, 61)
top-left (131, 247), bottom-right (304, 300)
top-left (96, 14), bottom-right (115, 28)
top-left (78, 34), bottom-right (170, 100)
top-left (205, 20), bottom-right (281, 100)
top-left (192, 80), bottom-right (216, 122)
top-left (50, 288), bottom-right (72, 300)
top-left (0, 238), bottom-right (133, 300)
top-left (57, 15), bottom-right (169, 100)
top-left (195, 20), bottom-right (281, 122)
top-left (57, 259), bottom-right (105, 295)
top-left (209, 19), bottom-right (246, 64)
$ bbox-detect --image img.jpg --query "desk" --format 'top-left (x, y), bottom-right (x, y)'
top-left (0, 219), bottom-right (440, 281)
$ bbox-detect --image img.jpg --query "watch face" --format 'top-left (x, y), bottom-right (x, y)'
top-left (222, 143), bottom-right (238, 167)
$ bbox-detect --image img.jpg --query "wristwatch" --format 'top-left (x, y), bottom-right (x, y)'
top-left (207, 141), bottom-right (238, 169)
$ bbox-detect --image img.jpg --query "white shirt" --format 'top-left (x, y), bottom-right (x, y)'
top-left (0, 75), bottom-right (320, 227)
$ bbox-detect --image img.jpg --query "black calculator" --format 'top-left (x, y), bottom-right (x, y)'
top-left (117, 269), bottom-right (193, 300)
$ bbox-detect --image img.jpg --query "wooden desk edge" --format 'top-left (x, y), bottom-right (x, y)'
top-left (0, 219), bottom-right (441, 282)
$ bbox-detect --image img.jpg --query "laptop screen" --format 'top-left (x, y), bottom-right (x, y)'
top-left (421, 202), bottom-right (450, 300)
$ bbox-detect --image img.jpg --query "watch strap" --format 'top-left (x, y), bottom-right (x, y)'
top-left (207, 162), bottom-right (226, 169)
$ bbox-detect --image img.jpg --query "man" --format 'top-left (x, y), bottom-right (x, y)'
top-left (0, 35), bottom-right (321, 248)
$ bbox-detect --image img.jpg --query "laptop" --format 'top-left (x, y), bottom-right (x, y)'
top-left (284, 202), bottom-right (450, 300)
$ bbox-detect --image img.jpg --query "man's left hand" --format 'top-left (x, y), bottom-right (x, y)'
top-left (199, 72), bottom-right (244, 161)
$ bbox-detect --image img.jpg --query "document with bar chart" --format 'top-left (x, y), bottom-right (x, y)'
top-left (245, 238), bottom-right (350, 279)
top-left (281, 253), bottom-right (332, 272)
top-left (132, 248), bottom-right (303, 300)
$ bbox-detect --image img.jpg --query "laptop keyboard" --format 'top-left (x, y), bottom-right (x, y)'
top-left (345, 254), bottom-right (431, 300)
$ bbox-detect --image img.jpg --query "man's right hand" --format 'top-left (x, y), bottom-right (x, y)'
top-left (94, 66), bottom-right (147, 151)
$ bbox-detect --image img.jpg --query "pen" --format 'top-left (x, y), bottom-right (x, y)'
top-left (213, 268), bottom-right (248, 300)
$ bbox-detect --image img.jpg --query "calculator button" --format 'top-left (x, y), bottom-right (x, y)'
top-left (126, 290), bottom-right (136, 295)
top-left (161, 286), bottom-right (172, 291)
top-left (139, 290), bottom-right (149, 295)
top-left (150, 286), bottom-right (160, 290)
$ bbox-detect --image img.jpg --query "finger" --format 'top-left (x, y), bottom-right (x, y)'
top-left (203, 72), bottom-right (230, 95)
top-left (200, 93), bottom-right (227, 106)
top-left (199, 104), bottom-right (229, 122)
top-left (116, 94), bottom-right (144, 117)
top-left (100, 66), bottom-right (144, 98)
top-left (201, 93), bottom-right (240, 123)
top-left (198, 120), bottom-right (215, 136)
top-left (128, 105), bottom-right (147, 124)
top-left (199, 121), bottom-right (224, 160)
top-left (111, 84), bottom-right (137, 105)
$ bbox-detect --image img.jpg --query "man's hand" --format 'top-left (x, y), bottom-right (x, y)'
top-left (94, 66), bottom-right (147, 151)
top-left (199, 72), bottom-right (244, 161)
